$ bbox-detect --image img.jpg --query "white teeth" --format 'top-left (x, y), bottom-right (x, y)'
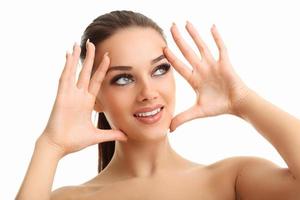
top-left (136, 107), bottom-right (161, 117)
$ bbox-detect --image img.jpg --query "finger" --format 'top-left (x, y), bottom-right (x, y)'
top-left (210, 24), bottom-right (228, 61)
top-left (170, 105), bottom-right (204, 132)
top-left (92, 129), bottom-right (128, 145)
top-left (163, 47), bottom-right (192, 82)
top-left (88, 52), bottom-right (110, 97)
top-left (185, 21), bottom-right (215, 62)
top-left (60, 44), bottom-right (78, 82)
top-left (58, 51), bottom-right (74, 90)
top-left (69, 43), bottom-right (81, 83)
top-left (170, 23), bottom-right (201, 68)
top-left (77, 39), bottom-right (95, 90)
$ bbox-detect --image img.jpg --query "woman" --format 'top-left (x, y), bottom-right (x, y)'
top-left (16, 10), bottom-right (300, 199)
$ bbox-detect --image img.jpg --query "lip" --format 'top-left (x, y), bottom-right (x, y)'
top-left (133, 104), bottom-right (164, 116)
top-left (133, 106), bottom-right (164, 125)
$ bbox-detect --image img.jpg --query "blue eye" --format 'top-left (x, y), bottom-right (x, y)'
top-left (111, 74), bottom-right (133, 86)
top-left (110, 63), bottom-right (171, 86)
top-left (152, 63), bottom-right (171, 76)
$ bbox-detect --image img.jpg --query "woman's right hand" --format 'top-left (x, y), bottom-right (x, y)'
top-left (39, 40), bottom-right (128, 157)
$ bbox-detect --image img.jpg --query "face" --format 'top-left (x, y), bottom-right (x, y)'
top-left (93, 27), bottom-right (176, 141)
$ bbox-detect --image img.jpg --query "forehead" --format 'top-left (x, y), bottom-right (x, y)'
top-left (95, 27), bottom-right (166, 67)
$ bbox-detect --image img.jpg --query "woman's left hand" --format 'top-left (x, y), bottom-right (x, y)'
top-left (164, 22), bottom-right (250, 132)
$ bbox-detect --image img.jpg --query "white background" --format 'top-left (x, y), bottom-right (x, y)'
top-left (1, 0), bottom-right (300, 199)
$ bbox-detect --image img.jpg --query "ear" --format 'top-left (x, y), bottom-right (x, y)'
top-left (94, 99), bottom-right (104, 113)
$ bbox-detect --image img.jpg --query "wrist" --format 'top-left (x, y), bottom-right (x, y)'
top-left (230, 86), bottom-right (253, 119)
top-left (35, 134), bottom-right (66, 160)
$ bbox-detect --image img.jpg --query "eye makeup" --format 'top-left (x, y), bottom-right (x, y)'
top-left (110, 73), bottom-right (133, 86)
top-left (153, 63), bottom-right (171, 76)
top-left (109, 63), bottom-right (171, 86)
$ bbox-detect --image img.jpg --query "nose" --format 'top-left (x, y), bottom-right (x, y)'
top-left (136, 78), bottom-right (158, 102)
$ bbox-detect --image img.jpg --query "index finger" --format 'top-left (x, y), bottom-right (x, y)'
top-left (163, 47), bottom-right (192, 82)
top-left (88, 52), bottom-right (110, 97)
top-left (211, 24), bottom-right (228, 60)
top-left (170, 23), bottom-right (200, 68)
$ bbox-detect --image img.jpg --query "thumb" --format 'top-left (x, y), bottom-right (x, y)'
top-left (91, 129), bottom-right (128, 145)
top-left (170, 105), bottom-right (203, 132)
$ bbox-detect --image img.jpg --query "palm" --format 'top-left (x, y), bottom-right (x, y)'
top-left (46, 87), bottom-right (97, 152)
top-left (42, 42), bottom-right (127, 156)
top-left (190, 59), bottom-right (244, 117)
top-left (164, 22), bottom-right (250, 132)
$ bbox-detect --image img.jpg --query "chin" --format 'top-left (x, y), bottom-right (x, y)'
top-left (130, 120), bottom-right (172, 141)
top-left (112, 106), bottom-right (173, 140)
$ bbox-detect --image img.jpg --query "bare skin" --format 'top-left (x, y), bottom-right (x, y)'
top-left (16, 21), bottom-right (300, 200)
top-left (51, 156), bottom-right (299, 200)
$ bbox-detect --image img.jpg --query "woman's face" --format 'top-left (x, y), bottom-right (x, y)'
top-left (94, 27), bottom-right (176, 141)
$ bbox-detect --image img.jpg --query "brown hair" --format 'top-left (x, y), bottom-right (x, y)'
top-left (79, 10), bottom-right (167, 173)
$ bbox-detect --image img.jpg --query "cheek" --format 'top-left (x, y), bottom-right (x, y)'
top-left (100, 88), bottom-right (134, 126)
top-left (100, 81), bottom-right (131, 108)
top-left (164, 73), bottom-right (176, 99)
top-left (157, 73), bottom-right (176, 115)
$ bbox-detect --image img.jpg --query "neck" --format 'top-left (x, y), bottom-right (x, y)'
top-left (100, 135), bottom-right (190, 179)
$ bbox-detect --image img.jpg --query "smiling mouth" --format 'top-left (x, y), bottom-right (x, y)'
top-left (133, 106), bottom-right (164, 118)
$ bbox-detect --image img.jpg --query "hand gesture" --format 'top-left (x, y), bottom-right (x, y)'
top-left (164, 22), bottom-right (250, 132)
top-left (40, 41), bottom-right (127, 157)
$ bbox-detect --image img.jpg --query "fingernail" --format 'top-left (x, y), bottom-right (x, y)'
top-left (73, 42), bottom-right (77, 50)
top-left (66, 50), bottom-right (70, 58)
top-left (172, 22), bottom-right (176, 27)
top-left (103, 52), bottom-right (109, 58)
top-left (86, 38), bottom-right (89, 49)
top-left (212, 24), bottom-right (216, 29)
top-left (164, 47), bottom-right (173, 56)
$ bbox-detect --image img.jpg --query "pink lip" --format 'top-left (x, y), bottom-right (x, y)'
top-left (133, 107), bottom-right (164, 125)
top-left (133, 104), bottom-right (164, 116)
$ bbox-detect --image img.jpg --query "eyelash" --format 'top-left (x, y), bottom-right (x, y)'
top-left (110, 63), bottom-right (171, 86)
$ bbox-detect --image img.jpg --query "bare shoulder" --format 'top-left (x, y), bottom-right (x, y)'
top-left (230, 156), bottom-right (300, 200)
top-left (204, 156), bottom-right (273, 189)
top-left (204, 155), bottom-right (282, 181)
top-left (210, 155), bottom-right (288, 178)
top-left (50, 185), bottom-right (86, 200)
top-left (205, 156), bottom-right (299, 200)
top-left (187, 156), bottom-right (264, 200)
top-left (206, 155), bottom-right (276, 171)
top-left (204, 156), bottom-right (246, 175)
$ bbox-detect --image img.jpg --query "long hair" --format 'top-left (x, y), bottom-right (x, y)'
top-left (79, 10), bottom-right (166, 173)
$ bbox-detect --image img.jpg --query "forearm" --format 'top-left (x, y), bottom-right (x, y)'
top-left (234, 89), bottom-right (300, 179)
top-left (16, 135), bottom-right (64, 200)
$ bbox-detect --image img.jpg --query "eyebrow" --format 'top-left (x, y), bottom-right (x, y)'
top-left (106, 54), bottom-right (166, 74)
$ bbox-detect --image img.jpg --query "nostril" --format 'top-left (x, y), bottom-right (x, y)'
top-left (137, 88), bottom-right (159, 102)
top-left (143, 97), bottom-right (157, 101)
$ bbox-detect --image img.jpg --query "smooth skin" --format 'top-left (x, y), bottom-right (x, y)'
top-left (16, 21), bottom-right (300, 199)
top-left (164, 22), bottom-right (300, 199)
top-left (15, 41), bottom-right (128, 200)
top-left (166, 22), bottom-right (249, 132)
